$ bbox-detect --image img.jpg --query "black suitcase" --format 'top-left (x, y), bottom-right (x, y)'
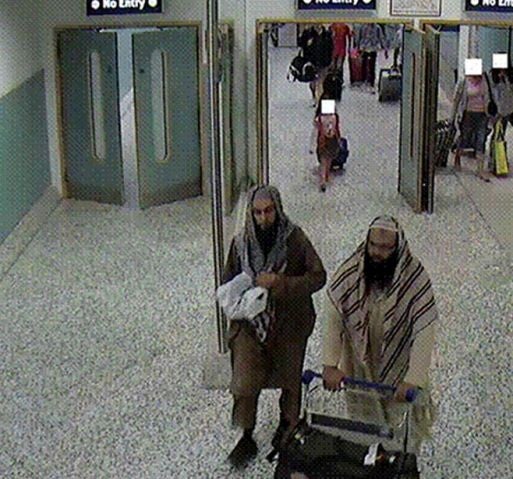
top-left (275, 424), bottom-right (419, 479)
top-left (331, 137), bottom-right (349, 170)
top-left (434, 119), bottom-right (457, 168)
top-left (272, 370), bottom-right (421, 479)
top-left (378, 68), bottom-right (402, 102)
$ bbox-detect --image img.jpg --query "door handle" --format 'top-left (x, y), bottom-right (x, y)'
top-left (139, 68), bottom-right (146, 73)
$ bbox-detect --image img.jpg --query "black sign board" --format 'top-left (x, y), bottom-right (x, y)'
top-left (297, 0), bottom-right (376, 11)
top-left (465, 0), bottom-right (513, 13)
top-left (87, 0), bottom-right (163, 16)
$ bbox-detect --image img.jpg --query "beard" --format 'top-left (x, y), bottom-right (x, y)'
top-left (364, 250), bottom-right (399, 289)
top-left (256, 221), bottom-right (278, 257)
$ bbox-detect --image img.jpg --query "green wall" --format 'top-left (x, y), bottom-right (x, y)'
top-left (0, 70), bottom-right (51, 243)
top-left (478, 26), bottom-right (510, 72)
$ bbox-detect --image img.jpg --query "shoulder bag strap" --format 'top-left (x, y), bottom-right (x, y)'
top-left (494, 117), bottom-right (505, 141)
top-left (484, 72), bottom-right (492, 97)
top-left (451, 80), bottom-right (465, 124)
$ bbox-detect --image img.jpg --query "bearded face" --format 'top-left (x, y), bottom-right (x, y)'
top-left (252, 197), bottom-right (276, 231)
top-left (364, 228), bottom-right (399, 287)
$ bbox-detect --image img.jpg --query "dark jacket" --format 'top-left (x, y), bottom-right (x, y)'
top-left (223, 226), bottom-right (326, 342)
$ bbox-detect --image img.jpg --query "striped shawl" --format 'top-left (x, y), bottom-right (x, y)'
top-left (327, 218), bottom-right (438, 387)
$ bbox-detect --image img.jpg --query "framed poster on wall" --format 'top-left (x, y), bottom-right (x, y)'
top-left (390, 0), bottom-right (441, 17)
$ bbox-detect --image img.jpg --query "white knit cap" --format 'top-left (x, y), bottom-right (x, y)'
top-left (369, 216), bottom-right (400, 233)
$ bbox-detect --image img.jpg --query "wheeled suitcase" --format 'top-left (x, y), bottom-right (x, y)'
top-left (434, 119), bottom-right (457, 168)
top-left (378, 68), bottom-right (402, 102)
top-left (349, 49), bottom-right (365, 85)
top-left (275, 426), bottom-right (419, 478)
top-left (323, 72), bottom-right (343, 102)
top-left (272, 371), bottom-right (422, 479)
top-left (331, 137), bottom-right (349, 170)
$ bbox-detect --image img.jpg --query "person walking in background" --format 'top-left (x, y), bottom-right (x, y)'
top-left (490, 64), bottom-right (513, 135)
top-left (309, 26), bottom-right (334, 106)
top-left (452, 66), bottom-right (496, 182)
top-left (330, 22), bottom-right (352, 80)
top-left (353, 23), bottom-right (388, 94)
top-left (310, 97), bottom-right (342, 192)
top-left (299, 25), bottom-right (321, 106)
top-left (392, 25), bottom-right (404, 70)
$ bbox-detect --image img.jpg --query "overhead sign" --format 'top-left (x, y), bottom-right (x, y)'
top-left (297, 0), bottom-right (376, 11)
top-left (87, 0), bottom-right (163, 16)
top-left (465, 0), bottom-right (513, 12)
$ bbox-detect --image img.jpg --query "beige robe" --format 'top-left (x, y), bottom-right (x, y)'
top-left (322, 293), bottom-right (437, 453)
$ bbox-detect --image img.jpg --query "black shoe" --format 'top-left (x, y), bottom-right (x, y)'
top-left (227, 435), bottom-right (258, 469)
top-left (271, 419), bottom-right (290, 450)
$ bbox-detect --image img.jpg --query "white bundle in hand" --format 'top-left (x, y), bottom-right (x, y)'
top-left (216, 272), bottom-right (268, 320)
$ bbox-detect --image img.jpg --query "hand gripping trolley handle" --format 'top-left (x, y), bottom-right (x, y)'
top-left (301, 370), bottom-right (419, 452)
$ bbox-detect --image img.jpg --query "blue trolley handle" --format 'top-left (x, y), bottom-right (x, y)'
top-left (301, 370), bottom-right (419, 403)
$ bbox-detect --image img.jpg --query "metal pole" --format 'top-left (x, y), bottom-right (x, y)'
top-left (207, 0), bottom-right (227, 354)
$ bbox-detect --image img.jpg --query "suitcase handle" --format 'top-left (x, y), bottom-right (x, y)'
top-left (301, 370), bottom-right (419, 403)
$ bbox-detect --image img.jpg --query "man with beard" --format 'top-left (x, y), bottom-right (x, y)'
top-left (322, 216), bottom-right (438, 452)
top-left (222, 185), bottom-right (326, 469)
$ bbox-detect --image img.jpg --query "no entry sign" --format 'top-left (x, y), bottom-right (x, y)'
top-left (87, 0), bottom-right (163, 16)
top-left (297, 0), bottom-right (377, 11)
top-left (465, 0), bottom-right (513, 12)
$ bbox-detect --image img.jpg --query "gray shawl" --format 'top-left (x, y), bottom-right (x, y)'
top-left (236, 185), bottom-right (297, 341)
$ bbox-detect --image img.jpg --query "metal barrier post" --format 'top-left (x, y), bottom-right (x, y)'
top-left (207, 0), bottom-right (228, 354)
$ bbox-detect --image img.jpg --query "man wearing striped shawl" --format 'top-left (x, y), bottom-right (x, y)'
top-left (222, 185), bottom-right (326, 469)
top-left (322, 216), bottom-right (437, 452)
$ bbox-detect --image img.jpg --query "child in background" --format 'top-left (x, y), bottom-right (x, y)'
top-left (310, 99), bottom-right (341, 192)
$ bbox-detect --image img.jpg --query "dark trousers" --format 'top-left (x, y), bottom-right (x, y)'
top-left (361, 51), bottom-right (377, 86)
top-left (393, 47), bottom-right (401, 69)
top-left (232, 387), bottom-right (301, 430)
top-left (230, 325), bottom-right (306, 431)
top-left (332, 55), bottom-right (346, 80)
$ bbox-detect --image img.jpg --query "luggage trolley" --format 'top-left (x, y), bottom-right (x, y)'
top-left (271, 370), bottom-right (422, 478)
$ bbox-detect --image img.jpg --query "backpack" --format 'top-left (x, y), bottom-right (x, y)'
top-left (288, 53), bottom-right (318, 83)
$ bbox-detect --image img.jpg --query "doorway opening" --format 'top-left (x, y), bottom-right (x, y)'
top-left (256, 20), bottom-right (430, 212)
top-left (423, 20), bottom-right (513, 250)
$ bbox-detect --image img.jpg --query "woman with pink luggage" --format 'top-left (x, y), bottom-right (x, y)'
top-left (310, 99), bottom-right (342, 192)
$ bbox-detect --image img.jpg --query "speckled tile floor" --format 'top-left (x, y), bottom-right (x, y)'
top-left (0, 46), bottom-right (512, 478)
